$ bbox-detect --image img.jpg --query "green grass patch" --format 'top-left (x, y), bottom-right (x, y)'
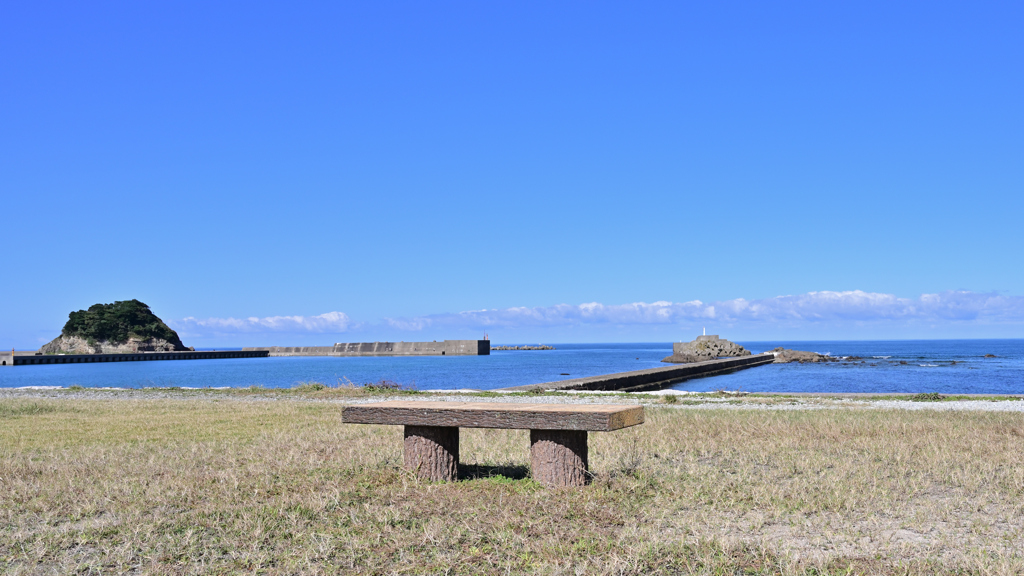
top-left (0, 400), bottom-right (67, 418)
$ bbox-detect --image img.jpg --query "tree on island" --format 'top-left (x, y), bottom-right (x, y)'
top-left (40, 300), bottom-right (190, 354)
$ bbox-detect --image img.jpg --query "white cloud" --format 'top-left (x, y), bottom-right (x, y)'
top-left (384, 291), bottom-right (1024, 330)
top-left (172, 311), bottom-right (351, 334)
top-left (168, 291), bottom-right (1024, 338)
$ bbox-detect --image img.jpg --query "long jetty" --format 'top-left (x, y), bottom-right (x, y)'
top-left (243, 340), bottom-right (490, 357)
top-left (1, 349), bottom-right (268, 367)
top-left (499, 354), bottom-right (774, 392)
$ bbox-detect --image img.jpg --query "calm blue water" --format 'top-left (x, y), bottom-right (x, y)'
top-left (680, 340), bottom-right (1024, 395)
top-left (0, 340), bottom-right (1021, 394)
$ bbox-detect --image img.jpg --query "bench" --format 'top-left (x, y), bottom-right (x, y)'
top-left (341, 401), bottom-right (644, 487)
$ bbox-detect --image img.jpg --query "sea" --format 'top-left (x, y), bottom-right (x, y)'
top-left (1, 340), bottom-right (1022, 395)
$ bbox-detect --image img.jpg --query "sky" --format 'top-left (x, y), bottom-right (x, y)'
top-left (2, 1), bottom-right (1023, 347)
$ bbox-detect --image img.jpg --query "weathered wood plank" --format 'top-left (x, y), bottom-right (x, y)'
top-left (342, 401), bottom-right (644, 431)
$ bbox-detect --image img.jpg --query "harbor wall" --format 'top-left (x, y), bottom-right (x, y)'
top-left (3, 349), bottom-right (268, 366)
top-left (500, 353), bottom-right (774, 392)
top-left (243, 340), bottom-right (490, 357)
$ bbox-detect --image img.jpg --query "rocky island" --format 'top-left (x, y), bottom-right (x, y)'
top-left (768, 347), bottom-right (838, 363)
top-left (661, 335), bottom-right (841, 365)
top-left (40, 299), bottom-right (192, 354)
top-left (662, 335), bottom-right (751, 364)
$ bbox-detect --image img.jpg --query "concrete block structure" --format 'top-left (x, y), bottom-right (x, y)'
top-left (2, 350), bottom-right (268, 366)
top-left (243, 340), bottom-right (490, 357)
top-left (501, 354), bottom-right (774, 392)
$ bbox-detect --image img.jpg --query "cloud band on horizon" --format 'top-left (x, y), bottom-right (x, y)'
top-left (385, 290), bottom-right (1024, 330)
top-left (169, 291), bottom-right (1024, 337)
top-left (172, 311), bottom-right (351, 335)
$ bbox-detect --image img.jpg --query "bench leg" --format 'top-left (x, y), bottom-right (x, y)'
top-left (530, 430), bottom-right (588, 487)
top-left (404, 425), bottom-right (459, 482)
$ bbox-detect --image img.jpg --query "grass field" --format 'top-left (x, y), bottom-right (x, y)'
top-left (1, 392), bottom-right (1022, 575)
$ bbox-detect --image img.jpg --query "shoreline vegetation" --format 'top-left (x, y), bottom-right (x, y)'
top-left (1, 389), bottom-right (1021, 574)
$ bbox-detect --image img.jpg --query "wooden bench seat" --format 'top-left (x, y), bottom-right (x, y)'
top-left (342, 401), bottom-right (644, 487)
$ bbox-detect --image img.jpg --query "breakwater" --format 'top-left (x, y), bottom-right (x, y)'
top-left (0, 349), bottom-right (268, 366)
top-left (500, 354), bottom-right (774, 392)
top-left (491, 345), bottom-right (555, 351)
top-left (243, 340), bottom-right (490, 357)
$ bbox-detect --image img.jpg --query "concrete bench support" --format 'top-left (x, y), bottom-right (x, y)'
top-left (342, 401), bottom-right (643, 488)
top-left (530, 429), bottom-right (588, 487)
top-left (404, 425), bottom-right (459, 482)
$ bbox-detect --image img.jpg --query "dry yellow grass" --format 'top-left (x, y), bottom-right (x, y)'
top-left (1, 395), bottom-right (1022, 575)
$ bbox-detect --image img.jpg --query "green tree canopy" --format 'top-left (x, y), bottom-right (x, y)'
top-left (62, 300), bottom-right (185, 347)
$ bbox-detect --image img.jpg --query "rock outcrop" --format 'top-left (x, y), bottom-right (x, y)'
top-left (662, 335), bottom-right (751, 364)
top-left (40, 335), bottom-right (189, 355)
top-left (39, 299), bottom-right (189, 355)
top-left (768, 347), bottom-right (837, 363)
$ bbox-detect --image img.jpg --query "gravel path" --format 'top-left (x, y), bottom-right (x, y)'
top-left (2, 387), bottom-right (1023, 412)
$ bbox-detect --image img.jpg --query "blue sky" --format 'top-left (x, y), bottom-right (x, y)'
top-left (2, 1), bottom-right (1023, 347)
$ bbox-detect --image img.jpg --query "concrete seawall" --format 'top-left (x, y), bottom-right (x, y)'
top-left (499, 354), bottom-right (775, 392)
top-left (1, 350), bottom-right (268, 366)
top-left (243, 340), bottom-right (490, 357)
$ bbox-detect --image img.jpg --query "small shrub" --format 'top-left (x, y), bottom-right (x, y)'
top-left (614, 436), bottom-right (645, 478)
top-left (911, 392), bottom-right (945, 402)
top-left (362, 379), bottom-right (415, 392)
top-left (293, 381), bottom-right (327, 392)
top-left (661, 394), bottom-right (679, 404)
